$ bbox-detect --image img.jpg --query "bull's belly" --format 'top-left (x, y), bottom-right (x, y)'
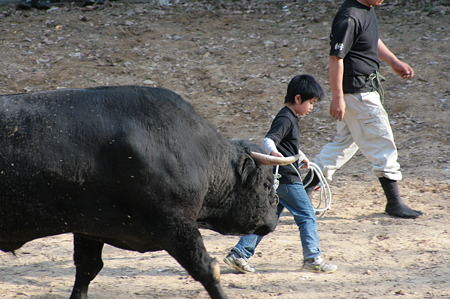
top-left (0, 203), bottom-right (164, 253)
top-left (0, 222), bottom-right (164, 254)
top-left (97, 236), bottom-right (163, 253)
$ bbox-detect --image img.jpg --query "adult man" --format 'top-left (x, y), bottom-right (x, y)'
top-left (304, 0), bottom-right (423, 219)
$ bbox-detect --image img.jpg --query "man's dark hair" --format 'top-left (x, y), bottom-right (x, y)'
top-left (284, 74), bottom-right (325, 104)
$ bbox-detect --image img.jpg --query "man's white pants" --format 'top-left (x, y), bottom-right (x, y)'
top-left (314, 91), bottom-right (402, 182)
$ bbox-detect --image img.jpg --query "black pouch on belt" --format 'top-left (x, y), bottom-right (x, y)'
top-left (367, 71), bottom-right (386, 104)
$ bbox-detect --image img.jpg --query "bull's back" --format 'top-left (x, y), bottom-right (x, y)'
top-left (0, 86), bottom-right (220, 177)
top-left (0, 86), bottom-right (228, 249)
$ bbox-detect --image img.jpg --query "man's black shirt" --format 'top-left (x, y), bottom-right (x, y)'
top-left (329, 0), bottom-right (380, 93)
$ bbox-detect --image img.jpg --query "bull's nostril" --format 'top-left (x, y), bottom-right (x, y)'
top-left (253, 225), bottom-right (272, 236)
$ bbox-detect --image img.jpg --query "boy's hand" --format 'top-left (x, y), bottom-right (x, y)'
top-left (270, 151), bottom-right (284, 158)
top-left (301, 158), bottom-right (310, 169)
top-left (271, 150), bottom-right (309, 168)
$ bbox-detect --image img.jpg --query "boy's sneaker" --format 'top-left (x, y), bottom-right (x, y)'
top-left (302, 257), bottom-right (337, 273)
top-left (223, 253), bottom-right (255, 273)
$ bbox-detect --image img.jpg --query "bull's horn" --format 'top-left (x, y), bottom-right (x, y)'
top-left (250, 152), bottom-right (300, 166)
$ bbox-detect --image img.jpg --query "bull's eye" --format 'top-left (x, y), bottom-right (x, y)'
top-left (263, 182), bottom-right (272, 191)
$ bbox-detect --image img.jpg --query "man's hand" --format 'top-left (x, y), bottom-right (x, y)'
top-left (330, 97), bottom-right (346, 121)
top-left (378, 39), bottom-right (415, 80)
top-left (392, 60), bottom-right (414, 79)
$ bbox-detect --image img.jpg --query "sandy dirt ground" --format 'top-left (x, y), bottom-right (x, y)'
top-left (0, 0), bottom-right (449, 298)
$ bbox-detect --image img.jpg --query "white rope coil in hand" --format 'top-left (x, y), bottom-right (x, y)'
top-left (300, 162), bottom-right (332, 218)
top-left (273, 162), bottom-right (332, 218)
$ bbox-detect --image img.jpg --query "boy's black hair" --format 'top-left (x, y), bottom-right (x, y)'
top-left (284, 74), bottom-right (325, 104)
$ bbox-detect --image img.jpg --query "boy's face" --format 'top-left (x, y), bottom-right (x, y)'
top-left (295, 95), bottom-right (318, 116)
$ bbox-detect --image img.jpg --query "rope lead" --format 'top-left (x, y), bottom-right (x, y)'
top-left (368, 71), bottom-right (386, 104)
top-left (273, 162), bottom-right (332, 218)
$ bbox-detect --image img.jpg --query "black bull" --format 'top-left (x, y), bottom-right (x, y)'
top-left (0, 86), bottom-right (299, 299)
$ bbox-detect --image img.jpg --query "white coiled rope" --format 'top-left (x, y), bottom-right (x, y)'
top-left (274, 162), bottom-right (332, 218)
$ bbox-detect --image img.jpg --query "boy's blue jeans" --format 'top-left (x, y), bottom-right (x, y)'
top-left (230, 182), bottom-right (321, 261)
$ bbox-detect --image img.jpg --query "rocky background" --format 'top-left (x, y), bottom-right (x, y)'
top-left (0, 1), bottom-right (449, 298)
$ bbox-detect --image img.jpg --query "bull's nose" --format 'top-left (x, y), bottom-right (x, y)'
top-left (253, 224), bottom-right (275, 236)
top-left (253, 211), bottom-right (277, 236)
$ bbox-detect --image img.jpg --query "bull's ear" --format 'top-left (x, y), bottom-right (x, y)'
top-left (238, 154), bottom-right (258, 185)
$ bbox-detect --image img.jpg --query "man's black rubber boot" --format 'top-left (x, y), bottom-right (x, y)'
top-left (379, 177), bottom-right (423, 219)
top-left (35, 0), bottom-right (51, 9)
top-left (16, 0), bottom-right (33, 9)
top-left (16, 0), bottom-right (51, 9)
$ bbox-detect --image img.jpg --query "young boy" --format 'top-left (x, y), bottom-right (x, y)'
top-left (224, 74), bottom-right (337, 274)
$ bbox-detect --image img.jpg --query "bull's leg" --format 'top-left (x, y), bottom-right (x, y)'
top-left (70, 233), bottom-right (104, 299)
top-left (162, 224), bottom-right (227, 299)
